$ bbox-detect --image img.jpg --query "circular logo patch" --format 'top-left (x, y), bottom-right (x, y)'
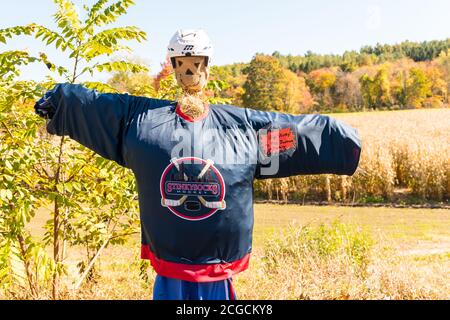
top-left (160, 157), bottom-right (226, 221)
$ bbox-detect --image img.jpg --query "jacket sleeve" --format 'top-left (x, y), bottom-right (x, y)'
top-left (45, 83), bottom-right (135, 167)
top-left (245, 108), bottom-right (362, 179)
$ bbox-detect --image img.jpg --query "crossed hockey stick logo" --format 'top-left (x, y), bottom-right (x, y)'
top-left (160, 157), bottom-right (226, 221)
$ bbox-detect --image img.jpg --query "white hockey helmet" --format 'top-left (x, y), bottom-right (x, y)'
top-left (167, 29), bottom-right (213, 68)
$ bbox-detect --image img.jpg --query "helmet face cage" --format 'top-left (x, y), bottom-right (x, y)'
top-left (170, 56), bottom-right (209, 69)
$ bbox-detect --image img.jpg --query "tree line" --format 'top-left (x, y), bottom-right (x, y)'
top-left (209, 42), bottom-right (450, 113)
top-left (274, 39), bottom-right (450, 73)
top-left (110, 39), bottom-right (450, 114)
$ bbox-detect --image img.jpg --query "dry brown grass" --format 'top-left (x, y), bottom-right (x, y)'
top-left (256, 108), bottom-right (450, 203)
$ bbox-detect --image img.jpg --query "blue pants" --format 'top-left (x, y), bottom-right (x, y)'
top-left (153, 275), bottom-right (237, 300)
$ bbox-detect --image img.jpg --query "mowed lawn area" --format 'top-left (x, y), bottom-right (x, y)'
top-left (28, 203), bottom-right (450, 300)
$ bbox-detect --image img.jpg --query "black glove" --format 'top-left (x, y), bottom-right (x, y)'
top-left (34, 89), bottom-right (57, 119)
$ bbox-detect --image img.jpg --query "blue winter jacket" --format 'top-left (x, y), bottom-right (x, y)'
top-left (44, 83), bottom-right (361, 282)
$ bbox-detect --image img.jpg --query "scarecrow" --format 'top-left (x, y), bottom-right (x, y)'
top-left (35, 29), bottom-right (361, 300)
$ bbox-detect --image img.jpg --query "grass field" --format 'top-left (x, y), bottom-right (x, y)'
top-left (25, 203), bottom-right (450, 300)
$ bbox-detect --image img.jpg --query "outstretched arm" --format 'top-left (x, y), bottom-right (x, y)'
top-left (35, 83), bottom-right (137, 167)
top-left (245, 109), bottom-right (362, 179)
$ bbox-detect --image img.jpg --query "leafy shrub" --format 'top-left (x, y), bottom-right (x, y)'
top-left (263, 221), bottom-right (373, 277)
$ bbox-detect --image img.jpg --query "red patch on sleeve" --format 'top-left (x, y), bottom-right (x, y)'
top-left (260, 127), bottom-right (296, 156)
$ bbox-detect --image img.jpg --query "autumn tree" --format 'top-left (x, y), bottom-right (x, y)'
top-left (334, 72), bottom-right (363, 111)
top-left (307, 68), bottom-right (337, 110)
top-left (276, 69), bottom-right (311, 114)
top-left (405, 68), bottom-right (432, 108)
top-left (210, 63), bottom-right (247, 105)
top-left (295, 75), bottom-right (315, 113)
top-left (436, 50), bottom-right (450, 104)
top-left (423, 65), bottom-right (447, 107)
top-left (153, 58), bottom-right (173, 92)
top-left (360, 67), bottom-right (392, 109)
top-left (108, 70), bottom-right (154, 96)
top-left (243, 55), bottom-right (293, 112)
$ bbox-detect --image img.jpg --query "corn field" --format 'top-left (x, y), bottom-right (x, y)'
top-left (254, 108), bottom-right (450, 204)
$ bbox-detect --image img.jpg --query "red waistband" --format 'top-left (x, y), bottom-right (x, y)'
top-left (141, 244), bottom-right (250, 282)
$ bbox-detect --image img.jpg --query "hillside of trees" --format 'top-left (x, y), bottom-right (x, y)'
top-left (274, 39), bottom-right (450, 73)
top-left (210, 39), bottom-right (450, 113)
top-left (108, 38), bottom-right (450, 114)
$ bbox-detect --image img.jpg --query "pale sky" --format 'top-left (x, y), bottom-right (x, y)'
top-left (1, 0), bottom-right (449, 81)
